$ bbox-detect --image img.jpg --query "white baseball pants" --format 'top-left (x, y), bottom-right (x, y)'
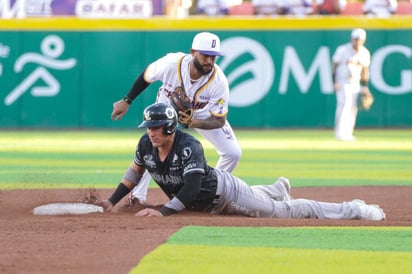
top-left (334, 83), bottom-right (361, 140)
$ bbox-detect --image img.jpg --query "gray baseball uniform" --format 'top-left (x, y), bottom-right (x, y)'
top-left (135, 128), bottom-right (384, 220)
top-left (214, 169), bottom-right (364, 219)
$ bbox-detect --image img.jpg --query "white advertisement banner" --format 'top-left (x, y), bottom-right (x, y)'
top-left (75, 0), bottom-right (153, 18)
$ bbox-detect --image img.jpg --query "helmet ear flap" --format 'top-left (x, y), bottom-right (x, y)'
top-left (164, 124), bottom-right (171, 135)
top-left (164, 118), bottom-right (177, 135)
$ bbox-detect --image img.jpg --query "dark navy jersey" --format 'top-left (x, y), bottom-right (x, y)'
top-left (134, 130), bottom-right (217, 209)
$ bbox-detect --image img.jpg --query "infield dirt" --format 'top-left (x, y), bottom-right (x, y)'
top-left (1, 186), bottom-right (411, 274)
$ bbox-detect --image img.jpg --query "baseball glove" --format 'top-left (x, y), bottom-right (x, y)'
top-left (359, 91), bottom-right (374, 111)
top-left (169, 86), bottom-right (193, 128)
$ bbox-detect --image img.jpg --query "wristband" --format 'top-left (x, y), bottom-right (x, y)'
top-left (159, 206), bottom-right (178, 216)
top-left (108, 183), bottom-right (130, 205)
top-left (360, 79), bottom-right (369, 87)
top-left (123, 96), bottom-right (133, 105)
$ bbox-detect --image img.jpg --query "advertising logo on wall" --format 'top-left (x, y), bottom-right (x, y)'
top-left (75, 0), bottom-right (153, 18)
top-left (0, 0), bottom-right (161, 18)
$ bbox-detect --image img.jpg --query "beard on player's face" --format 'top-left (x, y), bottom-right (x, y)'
top-left (193, 56), bottom-right (212, 75)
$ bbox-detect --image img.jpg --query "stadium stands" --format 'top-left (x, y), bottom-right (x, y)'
top-left (341, 1), bottom-right (363, 15)
top-left (228, 2), bottom-right (254, 15)
top-left (397, 1), bottom-right (412, 15)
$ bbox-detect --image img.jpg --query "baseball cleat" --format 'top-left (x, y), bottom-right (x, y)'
top-left (351, 199), bottom-right (386, 221)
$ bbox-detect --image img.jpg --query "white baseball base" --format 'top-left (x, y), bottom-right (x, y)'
top-left (33, 203), bottom-right (104, 215)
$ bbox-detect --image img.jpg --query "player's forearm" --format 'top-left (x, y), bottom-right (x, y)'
top-left (191, 116), bottom-right (225, 129)
top-left (361, 67), bottom-right (369, 81)
top-left (159, 173), bottom-right (203, 216)
top-left (107, 178), bottom-right (138, 206)
top-left (108, 163), bottom-right (144, 206)
top-left (108, 182), bottom-right (131, 206)
top-left (125, 70), bottom-right (150, 102)
top-left (360, 67), bottom-right (370, 87)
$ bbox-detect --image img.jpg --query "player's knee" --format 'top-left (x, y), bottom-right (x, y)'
top-left (225, 146), bottom-right (242, 164)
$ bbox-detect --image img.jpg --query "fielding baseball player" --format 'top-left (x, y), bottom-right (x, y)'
top-left (111, 32), bottom-right (241, 205)
top-left (97, 103), bottom-right (385, 221)
top-left (332, 28), bottom-right (371, 141)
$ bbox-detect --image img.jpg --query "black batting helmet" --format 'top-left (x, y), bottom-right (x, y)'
top-left (138, 103), bottom-right (178, 135)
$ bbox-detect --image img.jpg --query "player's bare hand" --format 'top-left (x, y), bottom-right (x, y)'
top-left (135, 208), bottom-right (163, 217)
top-left (95, 200), bottom-right (114, 212)
top-left (111, 99), bottom-right (130, 120)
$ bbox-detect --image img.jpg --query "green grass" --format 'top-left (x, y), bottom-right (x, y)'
top-left (2, 129), bottom-right (411, 274)
top-left (132, 226), bottom-right (412, 274)
top-left (134, 244), bottom-right (411, 274)
top-left (0, 129), bottom-right (411, 189)
top-left (168, 226), bottom-right (412, 252)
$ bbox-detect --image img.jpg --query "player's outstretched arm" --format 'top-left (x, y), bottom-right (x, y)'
top-left (111, 71), bottom-right (151, 120)
top-left (96, 162), bottom-right (145, 211)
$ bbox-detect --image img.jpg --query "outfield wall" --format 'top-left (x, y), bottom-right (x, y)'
top-left (0, 17), bottom-right (411, 128)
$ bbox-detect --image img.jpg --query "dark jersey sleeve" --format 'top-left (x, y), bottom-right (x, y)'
top-left (176, 134), bottom-right (217, 210)
top-left (126, 70), bottom-right (150, 101)
top-left (175, 172), bottom-right (203, 208)
top-left (180, 136), bottom-right (207, 176)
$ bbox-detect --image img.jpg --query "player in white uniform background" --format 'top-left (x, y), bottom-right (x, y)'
top-left (363, 0), bottom-right (397, 18)
top-left (332, 28), bottom-right (371, 142)
top-left (111, 32), bottom-right (242, 205)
